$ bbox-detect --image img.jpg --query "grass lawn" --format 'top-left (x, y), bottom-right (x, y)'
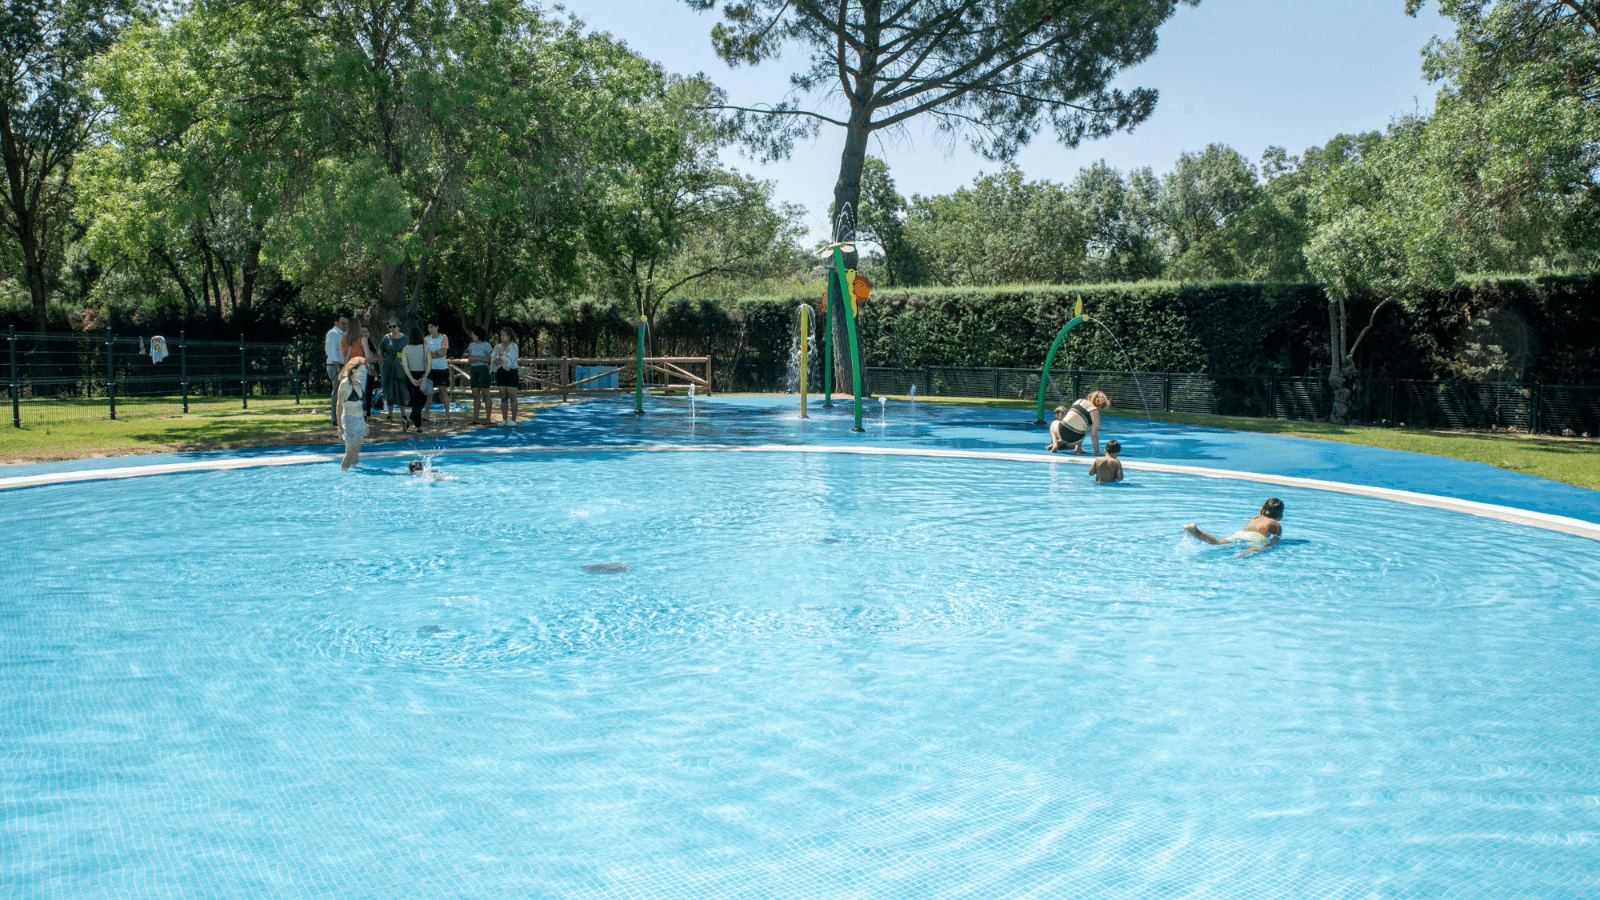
top-left (2, 392), bottom-right (1596, 492)
top-left (0, 395), bottom-right (509, 464)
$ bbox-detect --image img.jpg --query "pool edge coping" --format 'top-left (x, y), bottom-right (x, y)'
top-left (4, 442), bottom-right (1598, 542)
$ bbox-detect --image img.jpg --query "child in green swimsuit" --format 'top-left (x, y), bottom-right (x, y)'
top-left (1184, 497), bottom-right (1283, 552)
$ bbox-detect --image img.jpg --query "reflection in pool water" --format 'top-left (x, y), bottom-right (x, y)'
top-left (4, 449), bottom-right (1598, 899)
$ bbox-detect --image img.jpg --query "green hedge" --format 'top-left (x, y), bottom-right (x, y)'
top-left (16, 274), bottom-right (1593, 391)
top-left (638, 275), bottom-right (1597, 389)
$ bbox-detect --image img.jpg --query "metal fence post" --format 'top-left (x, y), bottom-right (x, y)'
top-left (240, 334), bottom-right (249, 409)
top-left (1529, 383), bottom-right (1542, 435)
top-left (180, 331), bottom-right (189, 413)
top-left (106, 326), bottom-right (117, 421)
top-left (292, 340), bottom-right (301, 404)
top-left (9, 325), bottom-right (18, 428)
top-left (1071, 372), bottom-right (1081, 404)
top-left (1162, 374), bottom-right (1172, 413)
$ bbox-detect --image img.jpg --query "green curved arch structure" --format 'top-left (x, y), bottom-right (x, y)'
top-left (831, 247), bottom-right (866, 431)
top-left (1035, 314), bottom-right (1088, 423)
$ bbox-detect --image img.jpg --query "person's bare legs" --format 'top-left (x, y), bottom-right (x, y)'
top-left (434, 381), bottom-right (451, 424)
top-left (341, 434), bottom-right (362, 470)
top-left (1183, 524), bottom-right (1224, 544)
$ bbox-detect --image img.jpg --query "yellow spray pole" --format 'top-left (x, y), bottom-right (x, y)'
top-left (798, 304), bottom-right (811, 418)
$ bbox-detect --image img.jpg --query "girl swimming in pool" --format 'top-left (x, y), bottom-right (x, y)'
top-left (1184, 497), bottom-right (1283, 553)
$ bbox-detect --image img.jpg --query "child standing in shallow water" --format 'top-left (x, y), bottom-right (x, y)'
top-left (1184, 497), bottom-right (1284, 552)
top-left (1089, 440), bottom-right (1123, 483)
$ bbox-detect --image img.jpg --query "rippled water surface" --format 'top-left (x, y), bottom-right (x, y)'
top-left (4, 450), bottom-right (1599, 899)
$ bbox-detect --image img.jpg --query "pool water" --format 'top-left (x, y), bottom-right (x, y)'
top-left (4, 449), bottom-right (1599, 898)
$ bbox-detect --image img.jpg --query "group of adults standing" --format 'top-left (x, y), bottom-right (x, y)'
top-left (323, 313), bottom-right (524, 471)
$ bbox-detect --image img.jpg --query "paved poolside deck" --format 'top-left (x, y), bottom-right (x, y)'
top-left (4, 394), bottom-right (1597, 535)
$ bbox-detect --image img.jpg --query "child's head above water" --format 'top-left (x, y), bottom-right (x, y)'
top-left (1261, 497), bottom-right (1284, 520)
top-left (1053, 405), bottom-right (1067, 420)
top-left (408, 460), bottom-right (425, 474)
top-left (1104, 440), bottom-right (1120, 457)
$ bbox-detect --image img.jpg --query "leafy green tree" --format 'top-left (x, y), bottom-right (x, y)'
top-left (0, 0), bottom-right (139, 330)
top-left (902, 165), bottom-right (1083, 286)
top-left (585, 75), bottom-right (805, 328)
top-left (1071, 161), bottom-right (1163, 282)
top-left (1409, 0), bottom-right (1600, 270)
top-left (1303, 125), bottom-right (1470, 422)
top-left (1153, 143), bottom-right (1261, 279)
top-left (855, 156), bottom-right (918, 286)
top-left (82, 10), bottom-right (290, 322)
top-left (429, 23), bottom-right (654, 333)
top-left (1223, 146), bottom-right (1312, 283)
top-left (685, 0), bottom-right (1197, 382)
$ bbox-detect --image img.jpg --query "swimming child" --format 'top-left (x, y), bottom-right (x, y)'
top-left (408, 459), bottom-right (451, 482)
top-left (1184, 497), bottom-right (1284, 552)
top-left (1088, 440), bottom-right (1123, 483)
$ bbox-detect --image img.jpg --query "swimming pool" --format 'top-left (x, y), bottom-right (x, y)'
top-left (5, 436), bottom-right (1599, 898)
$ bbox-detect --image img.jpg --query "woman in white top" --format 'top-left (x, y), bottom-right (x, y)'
top-left (401, 327), bottom-right (431, 433)
top-left (424, 321), bottom-right (451, 423)
top-left (337, 356), bottom-right (368, 470)
top-left (491, 326), bottom-right (520, 424)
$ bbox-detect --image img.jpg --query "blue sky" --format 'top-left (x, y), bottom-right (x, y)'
top-left (558, 0), bottom-right (1456, 241)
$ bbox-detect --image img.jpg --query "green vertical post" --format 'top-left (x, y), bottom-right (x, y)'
top-left (180, 331), bottom-right (189, 413)
top-left (830, 248), bottom-right (864, 431)
top-left (240, 334), bottom-right (249, 409)
top-left (291, 340), bottom-right (300, 405)
top-left (106, 327), bottom-right (117, 421)
top-left (9, 325), bottom-right (18, 428)
top-left (634, 317), bottom-right (645, 414)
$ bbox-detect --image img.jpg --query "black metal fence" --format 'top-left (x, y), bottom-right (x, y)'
top-left (865, 366), bottom-right (1600, 437)
top-left (4, 328), bottom-right (306, 427)
top-left (7, 329), bottom-right (1597, 438)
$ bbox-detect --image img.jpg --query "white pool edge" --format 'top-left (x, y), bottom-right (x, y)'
top-left (4, 443), bottom-right (1598, 541)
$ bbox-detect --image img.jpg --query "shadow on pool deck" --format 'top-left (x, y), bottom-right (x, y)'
top-left (5, 394), bottom-right (1598, 525)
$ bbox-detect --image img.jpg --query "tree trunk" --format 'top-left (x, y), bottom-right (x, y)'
top-left (20, 231), bottom-right (50, 332)
top-left (1327, 293), bottom-right (1392, 426)
top-left (828, 116), bottom-right (869, 396)
top-left (380, 260), bottom-right (407, 327)
top-left (239, 239), bottom-right (261, 313)
top-left (153, 248), bottom-right (200, 318)
top-left (1327, 297), bottom-right (1346, 424)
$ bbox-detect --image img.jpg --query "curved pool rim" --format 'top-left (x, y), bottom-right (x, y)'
top-left (4, 395), bottom-right (1597, 540)
top-left (4, 442), bottom-right (1599, 542)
